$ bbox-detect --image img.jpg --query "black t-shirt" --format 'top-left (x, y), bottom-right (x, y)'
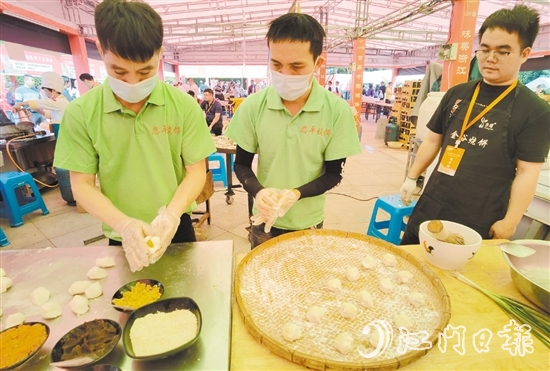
top-left (427, 79), bottom-right (550, 163)
top-left (200, 100), bottom-right (223, 124)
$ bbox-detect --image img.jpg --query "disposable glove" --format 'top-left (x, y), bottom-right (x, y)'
top-left (276, 189), bottom-right (300, 217)
top-left (150, 206), bottom-right (181, 263)
top-left (399, 177), bottom-right (417, 206)
top-left (252, 188), bottom-right (280, 233)
top-left (114, 218), bottom-right (154, 272)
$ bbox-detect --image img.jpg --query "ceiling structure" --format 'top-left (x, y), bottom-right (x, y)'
top-left (15, 0), bottom-right (550, 68)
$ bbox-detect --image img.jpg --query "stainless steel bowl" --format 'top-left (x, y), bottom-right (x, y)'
top-left (501, 239), bottom-right (550, 313)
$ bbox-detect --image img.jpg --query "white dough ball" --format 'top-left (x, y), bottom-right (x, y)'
top-left (361, 255), bottom-right (376, 269)
top-left (282, 322), bottom-right (302, 342)
top-left (382, 253), bottom-right (398, 267)
top-left (87, 266), bottom-right (107, 280)
top-left (357, 290), bottom-right (373, 308)
top-left (339, 302), bottom-right (358, 320)
top-left (96, 256), bottom-right (116, 268)
top-left (41, 301), bottom-right (62, 319)
top-left (396, 270), bottom-right (414, 284)
top-left (68, 281), bottom-right (92, 295)
top-left (31, 287), bottom-right (50, 306)
top-left (0, 276), bottom-right (12, 293)
top-left (345, 267), bottom-right (360, 282)
top-left (306, 306), bottom-right (326, 324)
top-left (333, 332), bottom-right (354, 354)
top-left (6, 312), bottom-right (25, 328)
top-left (85, 281), bottom-right (103, 299)
top-left (393, 312), bottom-right (413, 330)
top-left (378, 278), bottom-right (394, 294)
top-left (408, 292), bottom-right (425, 308)
top-left (145, 236), bottom-right (161, 254)
top-left (0, 268), bottom-right (5, 276)
top-left (326, 278), bottom-right (342, 293)
top-left (70, 295), bottom-right (89, 315)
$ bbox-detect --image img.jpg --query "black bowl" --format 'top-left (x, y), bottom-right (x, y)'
top-left (111, 279), bottom-right (164, 313)
top-left (123, 297), bottom-right (202, 360)
top-left (50, 319), bottom-right (122, 369)
top-left (0, 322), bottom-right (50, 371)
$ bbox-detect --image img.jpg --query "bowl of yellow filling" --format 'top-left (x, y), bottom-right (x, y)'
top-left (0, 322), bottom-right (49, 371)
top-left (111, 279), bottom-right (164, 313)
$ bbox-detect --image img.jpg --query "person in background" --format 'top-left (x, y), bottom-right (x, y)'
top-left (385, 82), bottom-right (393, 101)
top-left (79, 73), bottom-right (101, 90)
top-left (15, 74), bottom-right (44, 126)
top-left (334, 81), bottom-right (341, 97)
top-left (343, 81), bottom-right (351, 100)
top-left (247, 79), bottom-right (257, 95)
top-left (187, 78), bottom-right (199, 97)
top-left (199, 80), bottom-right (207, 94)
top-left (225, 13), bottom-right (362, 248)
top-left (201, 88), bottom-right (223, 135)
top-left (326, 80), bottom-right (333, 92)
top-left (2, 82), bottom-right (15, 122)
top-left (178, 77), bottom-right (190, 93)
top-left (61, 76), bottom-right (74, 102)
top-left (378, 81), bottom-right (386, 99)
top-left (366, 83), bottom-right (375, 97)
top-left (54, 0), bottom-right (215, 271)
top-left (536, 83), bottom-right (547, 95)
top-left (399, 4), bottom-right (550, 245)
top-left (214, 80), bottom-right (224, 95)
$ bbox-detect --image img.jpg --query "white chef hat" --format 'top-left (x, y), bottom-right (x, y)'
top-left (41, 71), bottom-right (64, 93)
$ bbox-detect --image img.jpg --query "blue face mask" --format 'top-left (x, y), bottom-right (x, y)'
top-left (109, 74), bottom-right (158, 103)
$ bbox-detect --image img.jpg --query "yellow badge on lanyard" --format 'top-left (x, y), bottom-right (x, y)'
top-left (438, 146), bottom-right (465, 176)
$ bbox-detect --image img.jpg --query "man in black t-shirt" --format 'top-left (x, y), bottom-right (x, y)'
top-left (399, 5), bottom-right (550, 245)
top-left (200, 88), bottom-right (223, 136)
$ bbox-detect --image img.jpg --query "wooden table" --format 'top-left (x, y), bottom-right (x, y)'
top-left (231, 241), bottom-right (549, 370)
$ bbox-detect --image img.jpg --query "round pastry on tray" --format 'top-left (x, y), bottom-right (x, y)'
top-left (235, 230), bottom-right (451, 371)
top-left (111, 279), bottom-right (164, 313)
top-left (0, 322), bottom-right (50, 371)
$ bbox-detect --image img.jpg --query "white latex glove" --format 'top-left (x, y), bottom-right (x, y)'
top-left (276, 189), bottom-right (300, 217)
top-left (400, 177), bottom-right (417, 206)
top-left (252, 188), bottom-right (280, 233)
top-left (114, 219), bottom-right (154, 272)
top-left (150, 206), bottom-right (181, 263)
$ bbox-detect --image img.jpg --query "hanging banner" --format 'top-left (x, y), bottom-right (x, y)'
top-left (350, 38), bottom-right (366, 130)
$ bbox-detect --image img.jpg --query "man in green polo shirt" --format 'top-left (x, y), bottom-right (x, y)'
top-left (54, 0), bottom-right (215, 271)
top-left (225, 13), bottom-right (362, 248)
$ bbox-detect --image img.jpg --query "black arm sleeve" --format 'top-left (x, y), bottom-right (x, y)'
top-left (233, 145), bottom-right (264, 197)
top-left (297, 158), bottom-right (346, 199)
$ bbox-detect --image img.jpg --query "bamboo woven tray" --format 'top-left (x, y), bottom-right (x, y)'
top-left (235, 230), bottom-right (451, 370)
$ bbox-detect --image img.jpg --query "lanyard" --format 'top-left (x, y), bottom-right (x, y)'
top-left (456, 80), bottom-right (518, 147)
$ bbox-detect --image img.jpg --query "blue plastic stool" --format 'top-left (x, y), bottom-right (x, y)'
top-left (0, 172), bottom-right (50, 227)
top-left (0, 226), bottom-right (9, 247)
top-left (208, 154), bottom-right (228, 188)
top-left (367, 194), bottom-right (417, 245)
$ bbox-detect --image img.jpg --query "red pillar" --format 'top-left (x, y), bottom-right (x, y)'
top-left (158, 60), bottom-right (165, 81)
top-left (350, 38), bottom-right (366, 130)
top-left (68, 35), bottom-right (91, 96)
top-left (440, 0), bottom-right (480, 91)
top-left (173, 64), bottom-right (180, 83)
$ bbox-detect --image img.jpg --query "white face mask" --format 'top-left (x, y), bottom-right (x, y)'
top-left (270, 64), bottom-right (317, 101)
top-left (109, 74), bottom-right (158, 103)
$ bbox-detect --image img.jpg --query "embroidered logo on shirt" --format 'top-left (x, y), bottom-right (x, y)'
top-left (449, 99), bottom-right (462, 118)
top-left (300, 125), bottom-right (331, 136)
top-left (152, 126), bottom-right (182, 135)
top-left (478, 117), bottom-right (497, 131)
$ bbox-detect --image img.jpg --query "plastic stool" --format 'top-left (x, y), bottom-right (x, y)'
top-left (208, 154), bottom-right (228, 188)
top-left (0, 226), bottom-right (9, 247)
top-left (367, 194), bottom-right (417, 245)
top-left (0, 172), bottom-right (50, 227)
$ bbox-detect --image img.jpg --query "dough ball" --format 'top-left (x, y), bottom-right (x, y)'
top-left (31, 287), bottom-right (50, 306)
top-left (96, 256), bottom-right (116, 268)
top-left (382, 253), bottom-right (397, 267)
top-left (345, 267), bottom-right (360, 282)
top-left (408, 292), bottom-right (425, 308)
top-left (41, 301), bottom-right (62, 319)
top-left (0, 276), bottom-right (12, 293)
top-left (85, 281), bottom-right (103, 299)
top-left (68, 281), bottom-right (92, 295)
top-left (0, 268), bottom-right (5, 276)
top-left (282, 322), bottom-right (302, 342)
top-left (369, 329), bottom-right (381, 348)
top-left (379, 278), bottom-right (394, 294)
top-left (306, 306), bottom-right (326, 324)
top-left (6, 312), bottom-right (25, 328)
top-left (393, 312), bottom-right (413, 329)
top-left (339, 302), bottom-right (358, 320)
top-left (361, 255), bottom-right (376, 269)
top-left (396, 270), bottom-right (413, 284)
top-left (333, 332), bottom-right (354, 355)
top-left (87, 266), bottom-right (107, 280)
top-left (145, 236), bottom-right (161, 254)
top-left (357, 290), bottom-right (373, 308)
top-left (70, 295), bottom-right (89, 315)
top-left (326, 278), bottom-right (342, 293)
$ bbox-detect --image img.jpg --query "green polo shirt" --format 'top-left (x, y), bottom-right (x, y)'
top-left (226, 79), bottom-right (362, 230)
top-left (54, 78), bottom-right (215, 240)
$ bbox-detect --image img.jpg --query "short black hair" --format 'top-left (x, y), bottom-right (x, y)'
top-left (187, 90), bottom-right (195, 97)
top-left (79, 73), bottom-right (94, 82)
top-left (203, 88), bottom-right (214, 95)
top-left (266, 13), bottom-right (325, 61)
top-left (479, 4), bottom-right (540, 49)
top-left (95, 0), bottom-right (163, 63)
